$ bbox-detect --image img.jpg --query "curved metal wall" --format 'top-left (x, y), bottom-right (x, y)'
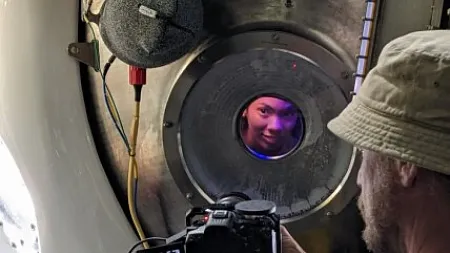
top-left (0, 1), bottom-right (138, 253)
top-left (0, 1), bottom-right (444, 253)
top-left (83, 1), bottom-right (366, 253)
top-left (81, 0), bottom-right (444, 252)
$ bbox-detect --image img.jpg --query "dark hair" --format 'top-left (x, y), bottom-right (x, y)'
top-left (239, 94), bottom-right (305, 144)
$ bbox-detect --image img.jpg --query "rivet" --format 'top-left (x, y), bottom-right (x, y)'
top-left (271, 33), bottom-right (280, 41)
top-left (197, 55), bottom-right (206, 63)
top-left (285, 0), bottom-right (293, 8)
top-left (163, 121), bottom-right (173, 128)
top-left (69, 46), bottom-right (80, 55)
top-left (341, 71), bottom-right (350, 79)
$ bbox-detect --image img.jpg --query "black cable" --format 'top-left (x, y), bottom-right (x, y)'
top-left (134, 85), bottom-right (143, 102)
top-left (127, 237), bottom-right (167, 253)
top-left (101, 55), bottom-right (131, 151)
top-left (104, 55), bottom-right (117, 76)
top-left (102, 73), bottom-right (131, 151)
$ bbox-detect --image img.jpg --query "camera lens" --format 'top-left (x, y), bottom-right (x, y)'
top-left (216, 192), bottom-right (251, 205)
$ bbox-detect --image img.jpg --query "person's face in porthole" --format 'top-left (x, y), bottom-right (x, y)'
top-left (240, 96), bottom-right (302, 157)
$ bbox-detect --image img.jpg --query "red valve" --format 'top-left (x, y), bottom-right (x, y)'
top-left (129, 66), bottom-right (146, 85)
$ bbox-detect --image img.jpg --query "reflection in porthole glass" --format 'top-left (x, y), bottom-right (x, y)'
top-left (239, 95), bottom-right (304, 159)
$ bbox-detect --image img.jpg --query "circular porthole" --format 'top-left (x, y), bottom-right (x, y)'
top-left (238, 95), bottom-right (305, 160)
top-left (162, 30), bottom-right (359, 229)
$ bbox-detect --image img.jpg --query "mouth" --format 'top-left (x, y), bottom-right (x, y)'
top-left (262, 134), bottom-right (278, 143)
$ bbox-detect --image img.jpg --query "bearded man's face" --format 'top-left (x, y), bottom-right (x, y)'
top-left (357, 150), bottom-right (400, 253)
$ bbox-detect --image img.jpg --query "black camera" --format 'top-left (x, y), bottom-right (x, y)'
top-left (136, 192), bottom-right (281, 253)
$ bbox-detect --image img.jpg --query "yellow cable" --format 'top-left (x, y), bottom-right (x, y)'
top-left (101, 60), bottom-right (147, 249)
top-left (105, 88), bottom-right (122, 122)
top-left (83, 7), bottom-right (148, 248)
top-left (126, 100), bottom-right (149, 249)
top-left (105, 88), bottom-right (147, 247)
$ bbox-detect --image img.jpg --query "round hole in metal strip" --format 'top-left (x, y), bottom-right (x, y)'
top-left (163, 31), bottom-right (357, 221)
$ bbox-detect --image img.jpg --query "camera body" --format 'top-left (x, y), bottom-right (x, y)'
top-left (185, 199), bottom-right (281, 253)
top-left (137, 193), bottom-right (281, 253)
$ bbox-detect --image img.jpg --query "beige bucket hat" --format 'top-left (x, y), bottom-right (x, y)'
top-left (327, 30), bottom-right (450, 175)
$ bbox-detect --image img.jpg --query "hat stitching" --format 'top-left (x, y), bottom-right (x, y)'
top-left (355, 96), bottom-right (450, 135)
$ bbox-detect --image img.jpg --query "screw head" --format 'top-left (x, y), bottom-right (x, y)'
top-left (197, 55), bottom-right (206, 63)
top-left (271, 33), bottom-right (280, 41)
top-left (341, 71), bottom-right (350, 79)
top-left (163, 121), bottom-right (173, 128)
top-left (285, 0), bottom-right (293, 8)
top-left (186, 193), bottom-right (193, 200)
top-left (69, 46), bottom-right (80, 54)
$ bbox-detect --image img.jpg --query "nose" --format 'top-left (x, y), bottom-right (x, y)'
top-left (267, 117), bottom-right (282, 132)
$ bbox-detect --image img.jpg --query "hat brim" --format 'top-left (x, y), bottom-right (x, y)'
top-left (327, 97), bottom-right (450, 175)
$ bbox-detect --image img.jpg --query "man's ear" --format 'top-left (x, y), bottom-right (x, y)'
top-left (397, 161), bottom-right (418, 187)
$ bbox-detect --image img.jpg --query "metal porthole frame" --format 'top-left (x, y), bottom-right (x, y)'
top-left (162, 30), bottom-right (361, 232)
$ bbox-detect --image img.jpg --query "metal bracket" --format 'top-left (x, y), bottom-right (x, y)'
top-left (67, 41), bottom-right (100, 72)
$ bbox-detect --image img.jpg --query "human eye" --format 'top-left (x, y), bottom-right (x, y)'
top-left (281, 110), bottom-right (296, 118)
top-left (258, 107), bottom-right (270, 115)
